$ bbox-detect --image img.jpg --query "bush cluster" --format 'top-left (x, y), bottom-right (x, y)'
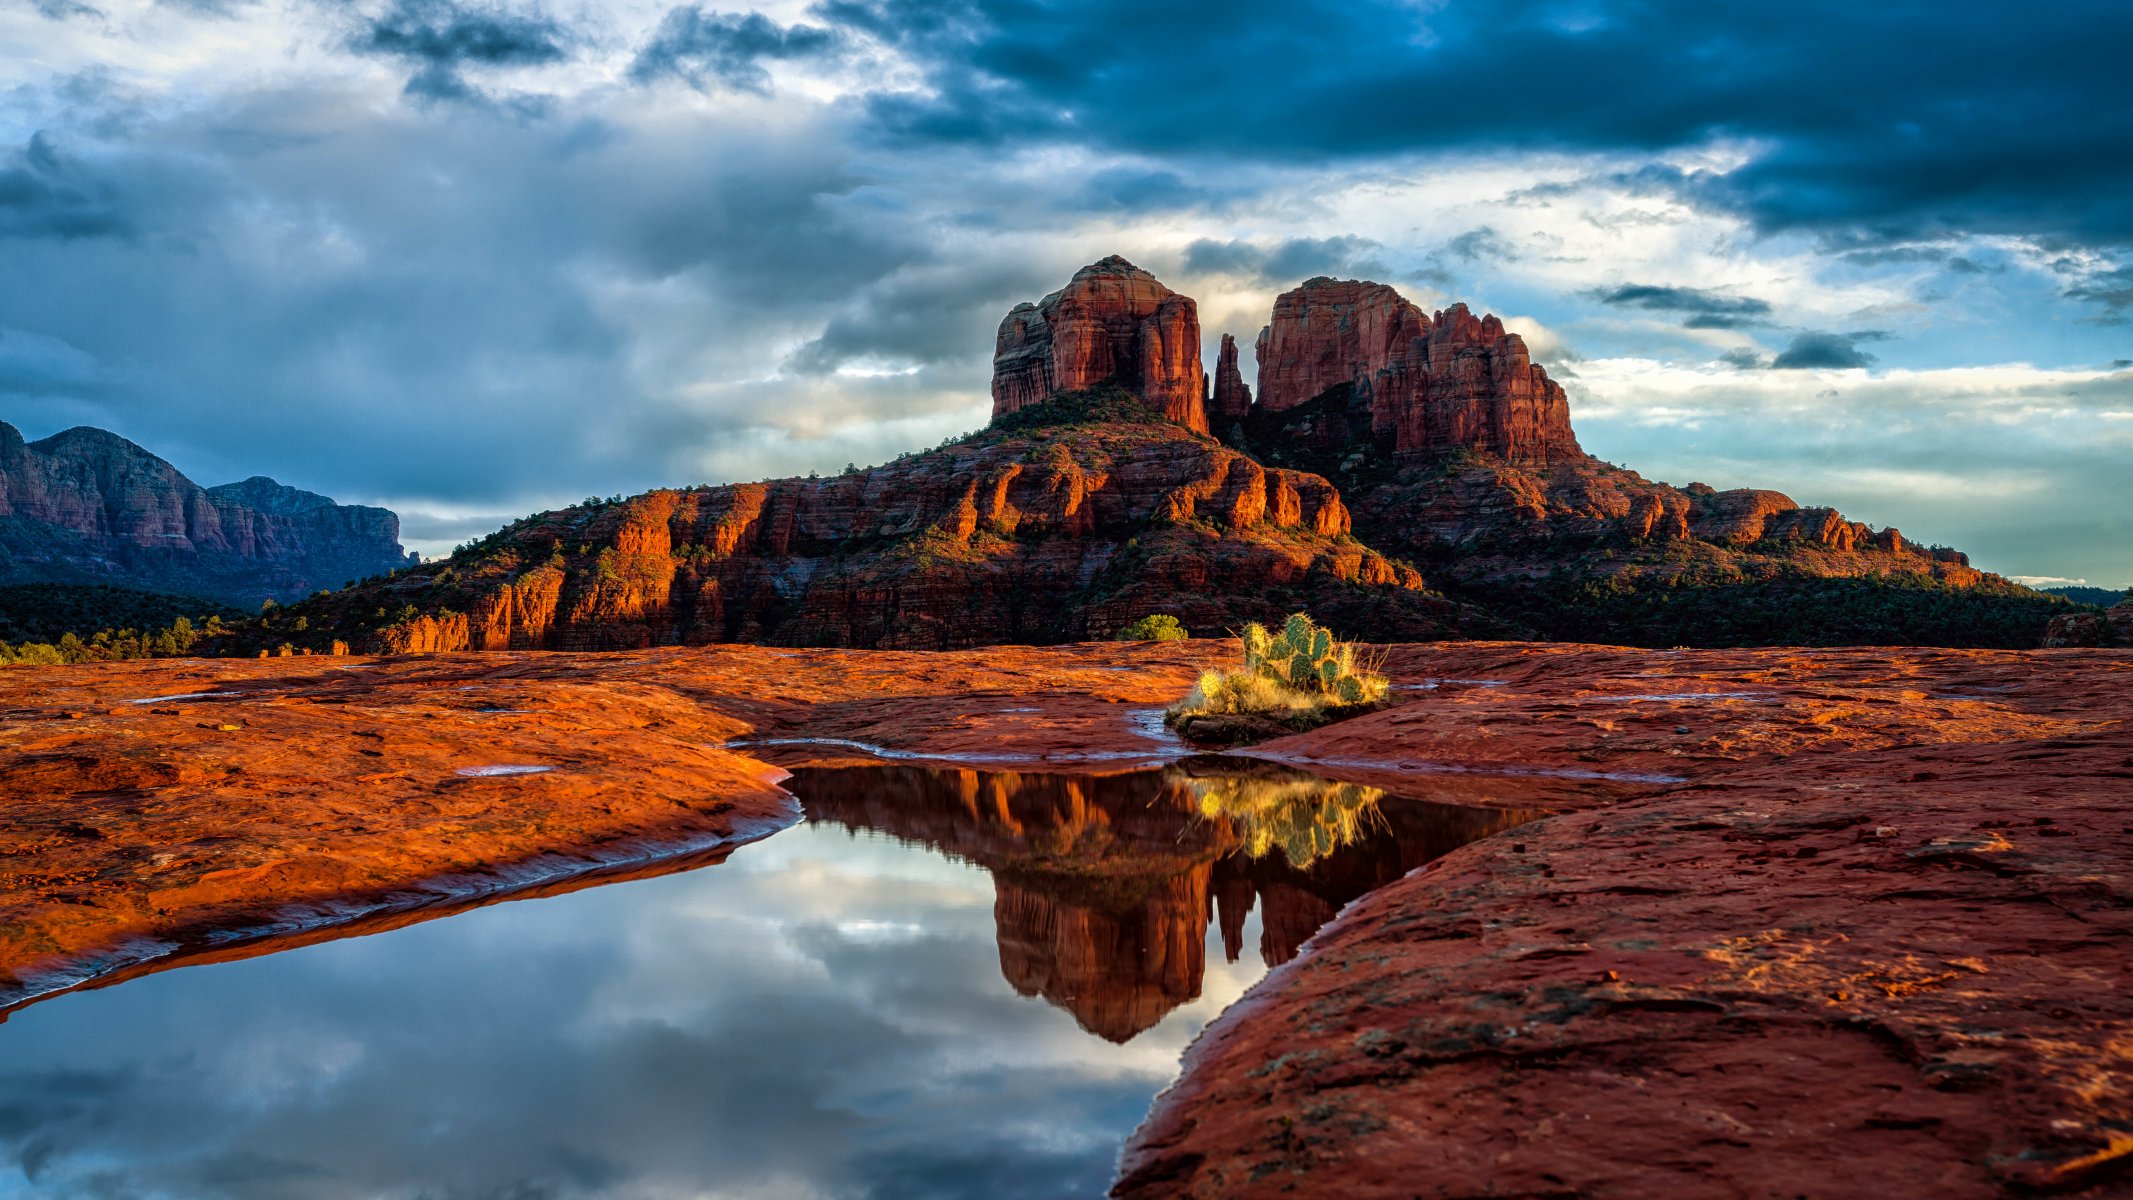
top-left (1170, 612), bottom-right (1388, 723)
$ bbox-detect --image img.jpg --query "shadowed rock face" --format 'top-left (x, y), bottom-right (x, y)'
top-left (0, 422), bottom-right (409, 606)
top-left (992, 257), bottom-right (1208, 433)
top-left (1253, 279), bottom-right (1580, 465)
top-left (1209, 333), bottom-right (1252, 426)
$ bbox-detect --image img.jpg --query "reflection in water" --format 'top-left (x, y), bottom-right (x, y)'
top-left (0, 763), bottom-right (1546, 1199)
top-left (1185, 771), bottom-right (1385, 867)
top-left (791, 760), bottom-right (1541, 1043)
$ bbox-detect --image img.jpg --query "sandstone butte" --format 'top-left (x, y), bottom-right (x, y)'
top-left (0, 421), bottom-right (412, 606)
top-left (992, 256), bottom-right (1208, 432)
top-left (0, 640), bottom-right (2128, 1197)
top-left (244, 255), bottom-right (2069, 660)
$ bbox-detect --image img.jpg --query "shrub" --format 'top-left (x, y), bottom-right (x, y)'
top-left (1118, 614), bottom-right (1188, 641)
top-left (1167, 612), bottom-right (1387, 727)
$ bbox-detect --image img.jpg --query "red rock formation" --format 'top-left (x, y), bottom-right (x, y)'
top-left (311, 418), bottom-right (1467, 654)
top-left (992, 257), bottom-right (1208, 432)
top-left (0, 422), bottom-right (410, 605)
top-left (1251, 280), bottom-right (1580, 465)
top-left (1209, 333), bottom-right (1251, 424)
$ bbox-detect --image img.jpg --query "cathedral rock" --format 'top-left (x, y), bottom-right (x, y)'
top-left (1253, 278), bottom-right (1581, 465)
top-left (990, 256), bottom-right (1208, 432)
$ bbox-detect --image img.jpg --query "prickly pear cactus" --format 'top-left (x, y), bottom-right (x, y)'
top-left (1335, 674), bottom-right (1367, 704)
top-left (1284, 613), bottom-right (1313, 650)
top-left (1288, 652), bottom-right (1317, 689)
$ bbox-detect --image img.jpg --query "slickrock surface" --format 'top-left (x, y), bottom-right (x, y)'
top-left (0, 422), bottom-right (410, 605)
top-left (5, 641), bottom-right (2127, 1196)
top-left (1120, 644), bottom-right (2133, 1198)
top-left (992, 256), bottom-right (1208, 432)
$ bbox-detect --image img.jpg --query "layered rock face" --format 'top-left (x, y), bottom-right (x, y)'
top-left (991, 257), bottom-right (1208, 432)
top-left (313, 416), bottom-right (1468, 654)
top-left (0, 422), bottom-right (410, 606)
top-left (1251, 279), bottom-right (1580, 465)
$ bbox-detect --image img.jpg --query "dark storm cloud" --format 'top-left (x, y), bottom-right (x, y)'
top-left (1771, 331), bottom-right (1888, 370)
top-left (807, 0), bottom-right (2133, 250)
top-left (1182, 235), bottom-right (1387, 285)
top-left (629, 7), bottom-right (842, 93)
top-left (0, 133), bottom-right (131, 240)
top-left (352, 0), bottom-right (571, 101)
top-left (1592, 283), bottom-right (1774, 330)
top-left (1443, 227), bottom-right (1512, 263)
top-left (2064, 266), bottom-right (2133, 323)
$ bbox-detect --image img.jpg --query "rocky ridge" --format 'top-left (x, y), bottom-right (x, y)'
top-left (301, 400), bottom-right (1476, 654)
top-left (269, 254), bottom-right (2062, 653)
top-left (0, 422), bottom-right (411, 607)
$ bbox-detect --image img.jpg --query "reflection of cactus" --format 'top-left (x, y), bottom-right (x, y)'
top-left (1182, 771), bottom-right (1387, 867)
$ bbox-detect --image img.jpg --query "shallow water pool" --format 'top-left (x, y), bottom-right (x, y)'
top-left (0, 761), bottom-right (1545, 1199)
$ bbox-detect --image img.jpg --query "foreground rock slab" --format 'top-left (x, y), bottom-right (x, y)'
top-left (3, 640), bottom-right (2128, 1197)
top-left (1119, 645), bottom-right (2133, 1198)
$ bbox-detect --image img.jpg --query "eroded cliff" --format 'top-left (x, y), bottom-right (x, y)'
top-left (0, 423), bottom-right (410, 606)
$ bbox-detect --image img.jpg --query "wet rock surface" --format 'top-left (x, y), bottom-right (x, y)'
top-left (4, 639), bottom-right (2127, 1196)
top-left (1119, 643), bottom-right (2133, 1197)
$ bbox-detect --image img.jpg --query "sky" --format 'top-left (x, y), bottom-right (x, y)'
top-left (2, 0), bottom-right (2129, 584)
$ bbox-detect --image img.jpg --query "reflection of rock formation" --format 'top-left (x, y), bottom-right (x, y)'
top-left (790, 762), bottom-right (1543, 1043)
top-left (995, 870), bottom-right (1210, 1043)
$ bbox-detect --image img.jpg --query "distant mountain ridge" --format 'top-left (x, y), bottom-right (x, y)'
top-left (0, 422), bottom-right (413, 607)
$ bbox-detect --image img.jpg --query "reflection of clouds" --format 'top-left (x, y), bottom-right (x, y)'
top-left (0, 824), bottom-right (1258, 1200)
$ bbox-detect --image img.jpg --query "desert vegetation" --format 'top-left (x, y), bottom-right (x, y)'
top-left (1166, 612), bottom-right (1389, 744)
top-left (1116, 614), bottom-right (1188, 641)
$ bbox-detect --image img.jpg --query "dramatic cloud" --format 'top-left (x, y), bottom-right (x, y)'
top-left (1181, 236), bottom-right (1388, 286)
top-left (1592, 283), bottom-right (1775, 330)
top-left (0, 133), bottom-right (131, 240)
top-left (0, 0), bottom-right (2127, 585)
top-left (824, 0), bottom-right (2133, 247)
top-left (352, 0), bottom-right (572, 101)
top-left (1771, 331), bottom-right (1887, 370)
top-left (2064, 265), bottom-right (2133, 323)
top-left (630, 7), bottom-right (842, 93)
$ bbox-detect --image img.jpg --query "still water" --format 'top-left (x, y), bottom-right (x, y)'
top-left (0, 761), bottom-right (1542, 1199)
